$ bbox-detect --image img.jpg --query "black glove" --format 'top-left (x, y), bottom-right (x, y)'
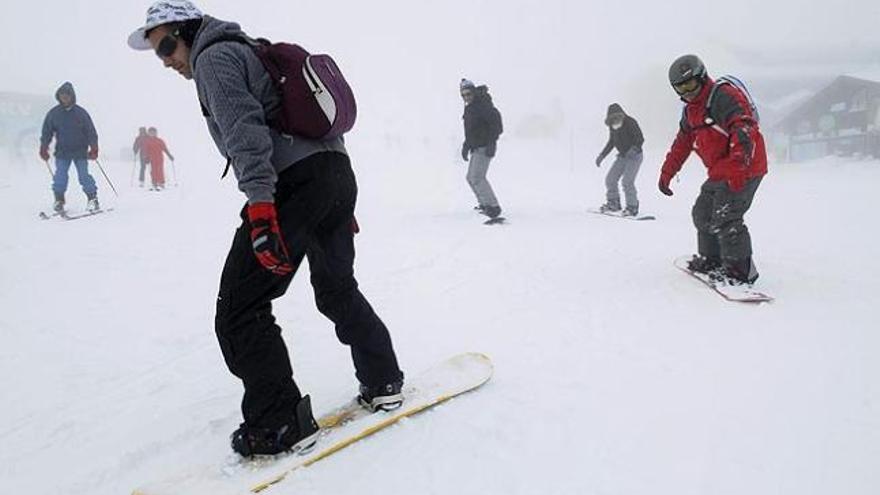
top-left (486, 142), bottom-right (497, 158)
top-left (595, 154), bottom-right (605, 167)
top-left (461, 142), bottom-right (470, 162)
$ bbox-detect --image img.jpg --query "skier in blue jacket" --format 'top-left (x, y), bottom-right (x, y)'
top-left (39, 82), bottom-right (100, 212)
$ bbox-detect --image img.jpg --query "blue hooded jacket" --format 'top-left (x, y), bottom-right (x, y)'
top-left (40, 82), bottom-right (98, 159)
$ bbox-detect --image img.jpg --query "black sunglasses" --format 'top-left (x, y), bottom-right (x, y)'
top-left (155, 31), bottom-right (180, 58)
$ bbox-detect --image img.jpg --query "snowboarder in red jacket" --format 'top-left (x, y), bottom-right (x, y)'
top-left (658, 55), bottom-right (767, 284)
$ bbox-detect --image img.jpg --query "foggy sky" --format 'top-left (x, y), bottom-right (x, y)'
top-left (2, 0), bottom-right (878, 160)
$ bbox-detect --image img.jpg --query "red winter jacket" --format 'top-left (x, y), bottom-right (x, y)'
top-left (660, 78), bottom-right (767, 191)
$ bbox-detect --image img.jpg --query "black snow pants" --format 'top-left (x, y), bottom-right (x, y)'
top-left (215, 151), bottom-right (403, 430)
top-left (691, 176), bottom-right (762, 264)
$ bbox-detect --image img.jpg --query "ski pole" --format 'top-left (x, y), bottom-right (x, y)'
top-left (170, 158), bottom-right (179, 186)
top-left (94, 159), bottom-right (119, 197)
top-left (43, 159), bottom-right (54, 179)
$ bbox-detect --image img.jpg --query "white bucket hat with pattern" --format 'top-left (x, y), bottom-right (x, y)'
top-left (127, 1), bottom-right (204, 50)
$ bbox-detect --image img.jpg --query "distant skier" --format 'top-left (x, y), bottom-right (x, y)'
top-left (460, 78), bottom-right (504, 220)
top-left (144, 127), bottom-right (174, 190)
top-left (658, 54), bottom-right (768, 284)
top-left (595, 103), bottom-right (644, 216)
top-left (39, 82), bottom-right (100, 212)
top-left (132, 127), bottom-right (150, 187)
top-left (128, 0), bottom-right (404, 457)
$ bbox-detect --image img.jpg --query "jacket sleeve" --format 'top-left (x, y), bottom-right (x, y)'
top-left (40, 110), bottom-right (54, 149)
top-left (195, 46), bottom-right (276, 204)
top-left (660, 124), bottom-right (694, 180)
top-left (599, 131), bottom-right (614, 158)
top-left (629, 117), bottom-right (644, 150)
top-left (82, 109), bottom-right (98, 148)
top-left (711, 85), bottom-right (759, 169)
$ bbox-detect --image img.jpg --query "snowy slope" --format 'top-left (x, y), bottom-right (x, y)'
top-left (1, 140), bottom-right (878, 495)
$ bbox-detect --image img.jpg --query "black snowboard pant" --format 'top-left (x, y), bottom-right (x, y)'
top-left (691, 176), bottom-right (762, 264)
top-left (215, 152), bottom-right (403, 430)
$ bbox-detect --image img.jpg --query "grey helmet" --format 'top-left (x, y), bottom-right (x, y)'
top-left (668, 54), bottom-right (707, 86)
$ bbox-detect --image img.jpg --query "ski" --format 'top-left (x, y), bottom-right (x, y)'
top-left (39, 208), bottom-right (113, 221)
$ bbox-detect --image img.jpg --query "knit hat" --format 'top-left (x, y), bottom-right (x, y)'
top-left (460, 78), bottom-right (476, 92)
top-left (127, 1), bottom-right (204, 50)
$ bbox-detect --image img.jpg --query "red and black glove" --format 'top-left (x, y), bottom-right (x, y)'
top-left (247, 202), bottom-right (293, 276)
top-left (39, 146), bottom-right (50, 161)
top-left (658, 172), bottom-right (674, 196)
top-left (88, 146), bottom-right (99, 160)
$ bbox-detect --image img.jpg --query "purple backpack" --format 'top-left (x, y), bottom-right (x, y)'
top-left (252, 40), bottom-right (357, 140)
top-left (201, 37), bottom-right (357, 140)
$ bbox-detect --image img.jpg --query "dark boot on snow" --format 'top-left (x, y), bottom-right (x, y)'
top-left (483, 205), bottom-right (502, 219)
top-left (687, 255), bottom-right (722, 275)
top-left (230, 395), bottom-right (320, 458)
top-left (720, 258), bottom-right (759, 285)
top-left (358, 379), bottom-right (404, 412)
top-left (599, 200), bottom-right (621, 213)
top-left (53, 192), bottom-right (65, 212)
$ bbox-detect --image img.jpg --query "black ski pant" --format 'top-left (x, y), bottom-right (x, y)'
top-left (215, 152), bottom-right (403, 430)
top-left (691, 176), bottom-right (762, 264)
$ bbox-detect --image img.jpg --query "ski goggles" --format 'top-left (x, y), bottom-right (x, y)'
top-left (673, 77), bottom-right (701, 96)
top-left (155, 32), bottom-right (180, 58)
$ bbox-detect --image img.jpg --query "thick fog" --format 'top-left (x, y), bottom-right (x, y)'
top-left (2, 0), bottom-right (879, 166)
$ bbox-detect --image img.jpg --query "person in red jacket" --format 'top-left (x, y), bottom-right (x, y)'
top-left (144, 127), bottom-right (174, 190)
top-left (658, 55), bottom-right (767, 284)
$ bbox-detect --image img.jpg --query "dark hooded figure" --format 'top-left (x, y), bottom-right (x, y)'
top-left (595, 103), bottom-right (644, 216)
top-left (39, 82), bottom-right (100, 212)
top-left (460, 78), bottom-right (504, 220)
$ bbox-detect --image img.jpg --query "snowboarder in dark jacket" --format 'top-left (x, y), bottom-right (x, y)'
top-left (128, 0), bottom-right (404, 458)
top-left (659, 54), bottom-right (768, 284)
top-left (595, 103), bottom-right (644, 216)
top-left (39, 82), bottom-right (100, 212)
top-left (461, 79), bottom-right (504, 219)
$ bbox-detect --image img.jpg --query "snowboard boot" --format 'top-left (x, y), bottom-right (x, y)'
top-left (621, 205), bottom-right (639, 217)
top-left (53, 193), bottom-right (66, 213)
top-left (86, 195), bottom-right (100, 212)
top-left (230, 395), bottom-right (320, 458)
top-left (721, 257), bottom-right (759, 285)
top-left (687, 254), bottom-right (722, 275)
top-left (483, 205), bottom-right (502, 219)
top-left (599, 200), bottom-right (621, 213)
top-left (358, 379), bottom-right (404, 412)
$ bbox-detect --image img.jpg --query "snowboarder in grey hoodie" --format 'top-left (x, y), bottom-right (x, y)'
top-left (128, 0), bottom-right (404, 458)
top-left (595, 103), bottom-right (644, 216)
top-left (39, 82), bottom-right (100, 212)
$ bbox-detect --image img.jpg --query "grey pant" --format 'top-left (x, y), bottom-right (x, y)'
top-left (466, 147), bottom-right (499, 207)
top-left (692, 177), bottom-right (762, 263)
top-left (605, 149), bottom-right (643, 208)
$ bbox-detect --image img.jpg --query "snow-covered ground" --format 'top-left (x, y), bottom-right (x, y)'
top-left (1, 140), bottom-right (878, 495)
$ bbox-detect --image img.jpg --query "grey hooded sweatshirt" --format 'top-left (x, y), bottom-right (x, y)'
top-left (190, 16), bottom-right (347, 204)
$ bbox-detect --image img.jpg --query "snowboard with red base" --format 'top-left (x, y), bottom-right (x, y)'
top-left (132, 352), bottom-right (493, 495)
top-left (674, 255), bottom-right (773, 303)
